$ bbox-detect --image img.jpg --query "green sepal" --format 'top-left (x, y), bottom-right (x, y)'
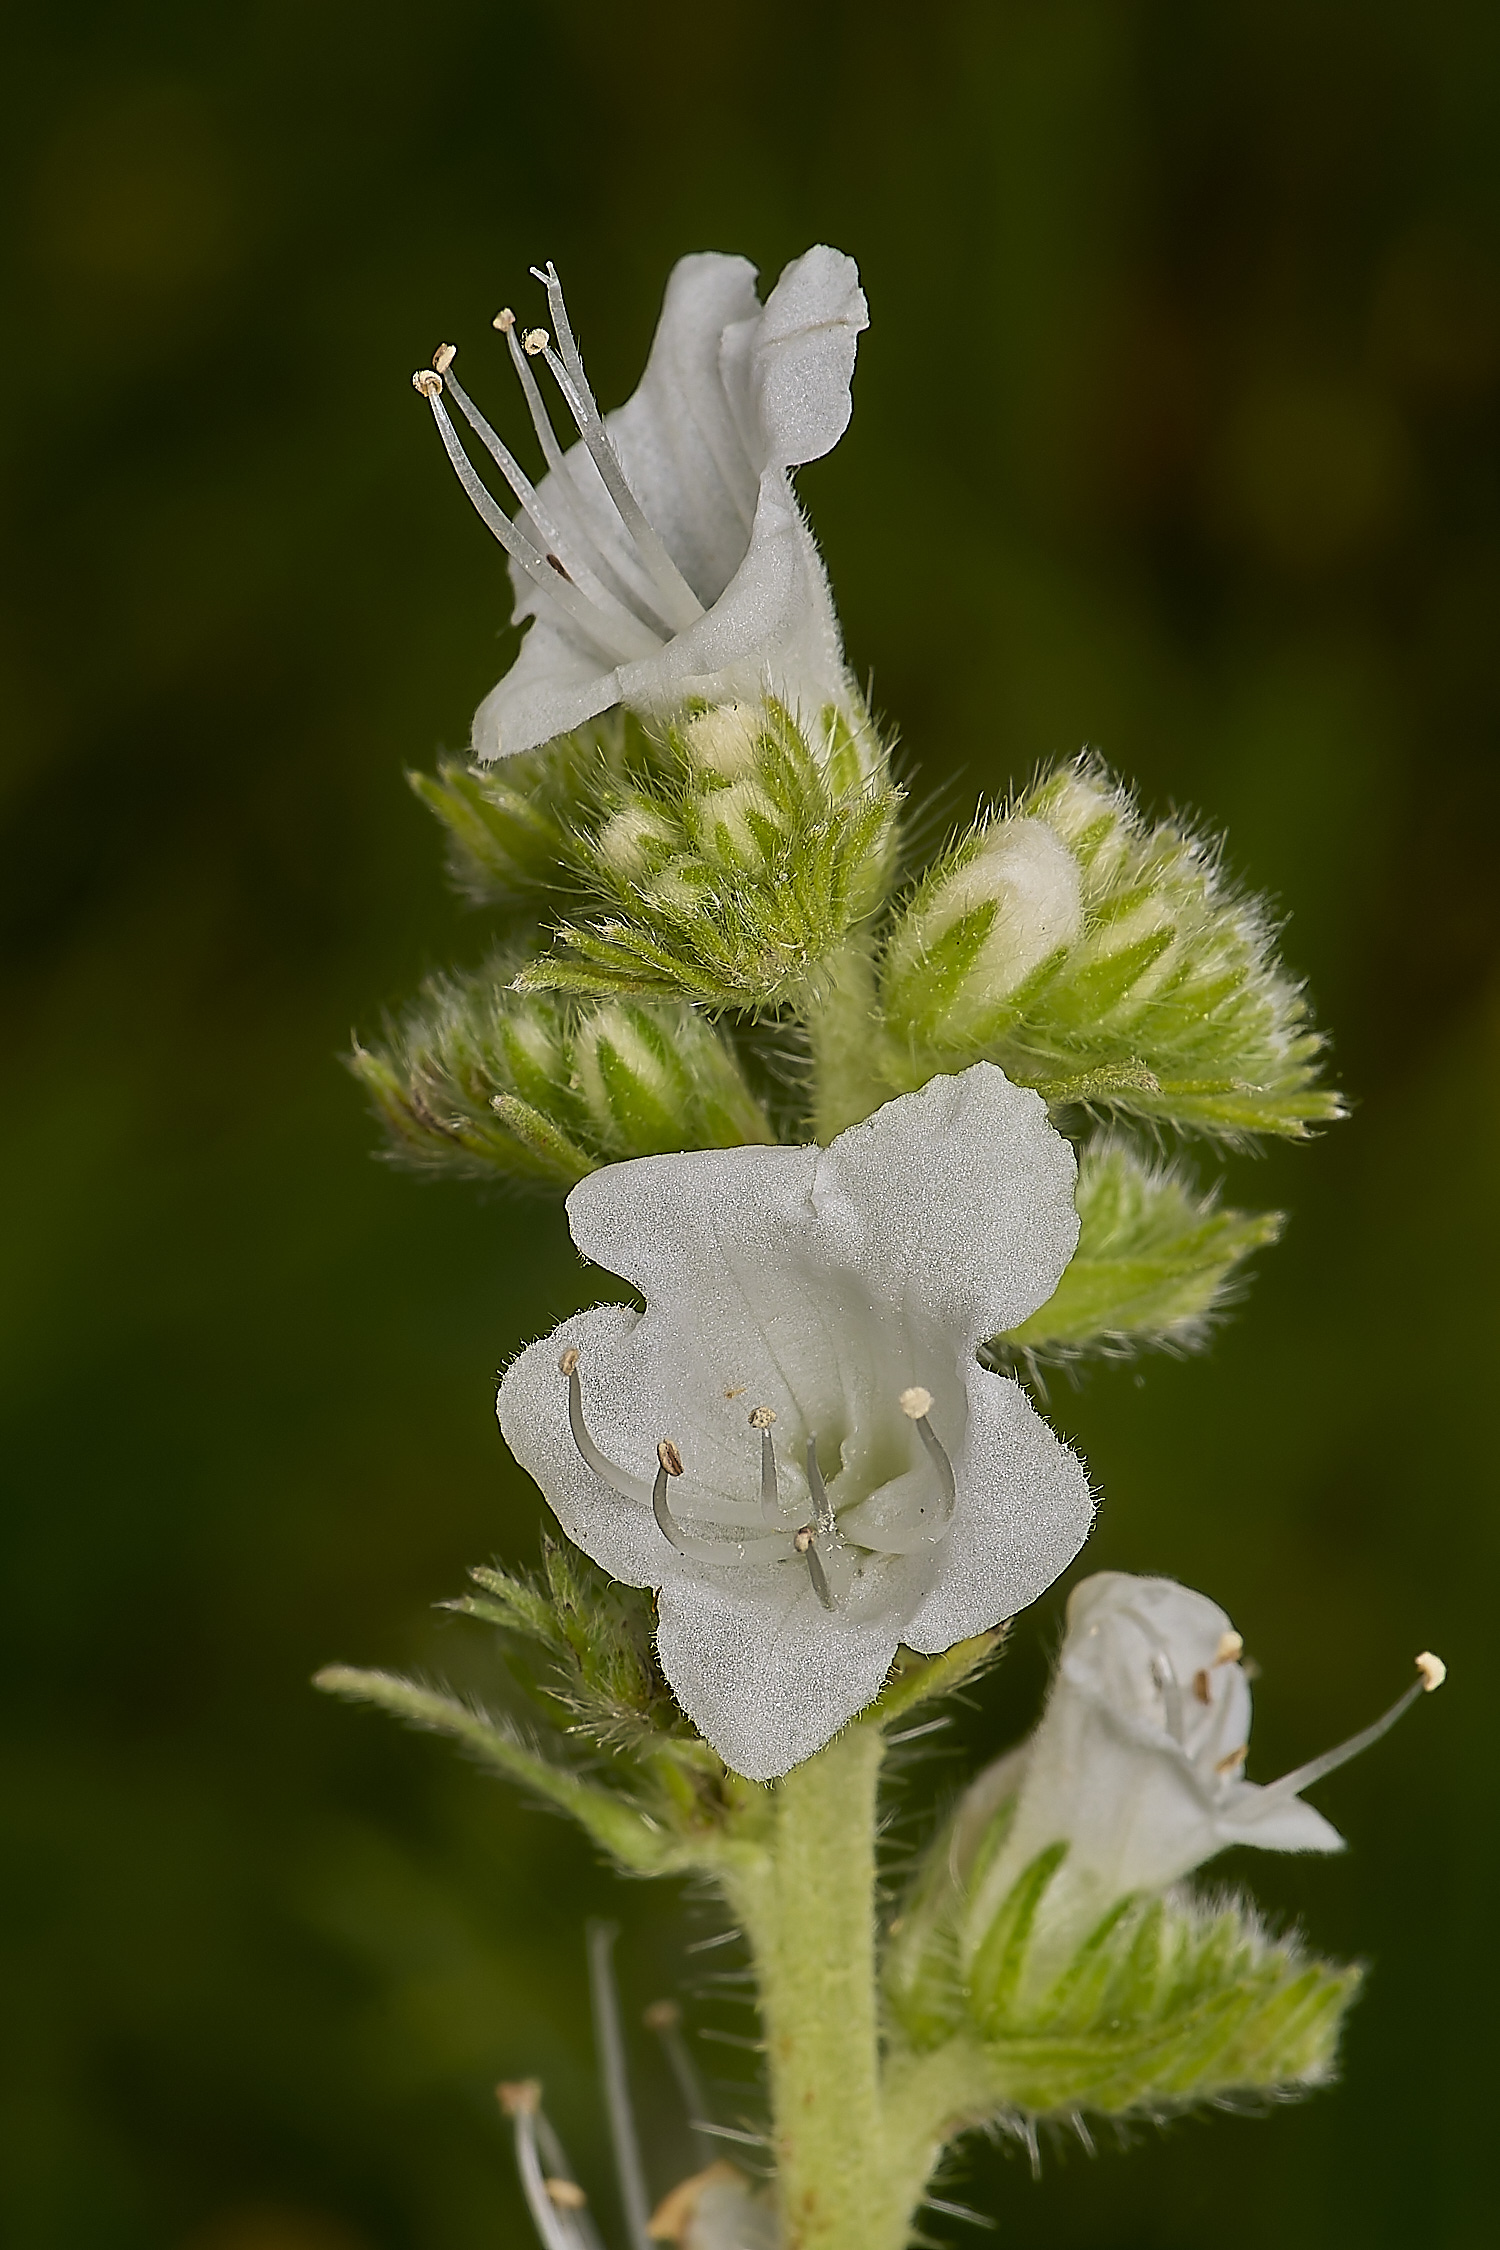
top-left (967, 1844), bottom-right (1070, 2037)
top-left (995, 1138), bottom-right (1284, 1360)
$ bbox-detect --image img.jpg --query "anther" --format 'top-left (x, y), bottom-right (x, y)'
top-left (493, 307), bottom-right (515, 333)
top-left (899, 1387), bottom-right (933, 1420)
top-left (794, 1524), bottom-right (835, 1610)
top-left (523, 327), bottom-right (549, 356)
top-left (497, 2080), bottom-right (541, 2116)
top-left (1416, 1651), bottom-right (1446, 1692)
top-left (1193, 1668), bottom-right (1213, 1705)
top-left (432, 342), bottom-right (456, 374)
top-left (652, 1440), bottom-right (692, 1553)
top-left (658, 1438), bottom-right (684, 1478)
top-left (752, 1407), bottom-right (781, 1524)
top-left (544, 2179), bottom-right (587, 2210)
top-left (411, 369), bottom-right (442, 398)
top-left (1213, 1630), bottom-right (1244, 1667)
top-left (558, 1347), bottom-right (580, 1376)
top-left (748, 1405), bottom-right (776, 1429)
top-left (1215, 1745), bottom-right (1248, 1774)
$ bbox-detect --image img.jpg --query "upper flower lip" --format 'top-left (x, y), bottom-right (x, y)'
top-left (414, 246), bottom-right (870, 762)
top-left (496, 1064), bottom-right (1094, 1779)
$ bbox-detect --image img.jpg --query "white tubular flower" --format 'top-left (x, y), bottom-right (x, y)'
top-left (965, 1570), bottom-right (1446, 1960)
top-left (412, 247), bottom-right (868, 762)
top-left (497, 1064), bottom-right (1094, 1781)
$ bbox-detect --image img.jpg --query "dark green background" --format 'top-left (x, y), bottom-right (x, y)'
top-left (4, 3), bottom-right (1497, 2245)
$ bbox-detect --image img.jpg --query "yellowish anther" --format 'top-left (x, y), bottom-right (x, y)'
top-left (558, 1347), bottom-right (580, 1377)
top-left (899, 1386), bottom-right (934, 1421)
top-left (793, 1526), bottom-right (816, 1554)
top-left (749, 1405), bottom-right (777, 1429)
top-left (642, 1998), bottom-right (681, 2032)
top-left (493, 306), bottom-right (516, 333)
top-left (497, 2078), bottom-right (541, 2116)
top-left (544, 2180), bottom-right (587, 2211)
top-left (1212, 1630), bottom-right (1244, 1667)
top-left (658, 1438), bottom-right (684, 1478)
top-left (1416, 1650), bottom-right (1446, 1692)
top-left (432, 342), bottom-right (456, 374)
top-left (411, 369), bottom-right (442, 399)
top-left (724, 1384), bottom-right (747, 1399)
top-left (1215, 1744), bottom-right (1248, 1775)
top-left (649, 2163), bottom-right (746, 2245)
top-left (1192, 1667), bottom-right (1212, 1705)
top-left (523, 326), bottom-right (550, 356)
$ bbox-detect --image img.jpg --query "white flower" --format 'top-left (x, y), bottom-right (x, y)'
top-left (412, 246), bottom-right (868, 762)
top-left (964, 1570), bottom-right (1445, 1961)
top-left (497, 1064), bottom-right (1094, 1780)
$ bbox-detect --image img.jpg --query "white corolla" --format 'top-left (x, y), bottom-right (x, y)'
top-left (413, 245), bottom-right (869, 761)
top-left (962, 1570), bottom-right (1446, 1960)
top-left (497, 1064), bottom-right (1095, 1780)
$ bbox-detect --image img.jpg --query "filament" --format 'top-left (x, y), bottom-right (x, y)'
top-left (561, 1352), bottom-right (651, 1504)
top-left (1252, 1663), bottom-right (1443, 1806)
top-left (587, 1924), bottom-right (655, 2250)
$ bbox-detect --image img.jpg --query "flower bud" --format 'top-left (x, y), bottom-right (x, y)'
top-left (882, 814), bottom-right (1083, 1049)
top-left (570, 1002), bottom-right (774, 1157)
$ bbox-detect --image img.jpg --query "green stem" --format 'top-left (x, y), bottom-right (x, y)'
top-left (724, 1721), bottom-right (941, 2250)
top-left (801, 939), bottom-right (890, 1141)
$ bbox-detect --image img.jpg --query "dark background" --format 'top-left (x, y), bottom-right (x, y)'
top-left (3, 3), bottom-right (1497, 2245)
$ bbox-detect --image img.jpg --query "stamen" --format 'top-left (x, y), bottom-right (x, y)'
top-left (435, 366), bottom-right (661, 659)
top-left (432, 342), bottom-right (456, 375)
top-left (523, 327), bottom-right (550, 356)
top-left (528, 260), bottom-right (705, 632)
top-left (493, 307), bottom-right (516, 334)
top-left (795, 1525), bottom-right (836, 1611)
top-left (899, 1387), bottom-right (957, 1526)
top-left (560, 1352), bottom-right (652, 1504)
top-left (1215, 1745), bottom-right (1248, 1774)
top-left (1213, 1630), bottom-right (1244, 1666)
top-left (419, 381), bottom-right (647, 663)
top-left (587, 1924), bottom-right (655, 2250)
top-left (496, 2081), bottom-right (591, 2250)
top-left (1193, 1668), bottom-right (1213, 1706)
top-left (750, 1406), bottom-right (780, 1523)
top-left (805, 1437), bottom-right (835, 1535)
top-left (1253, 1655), bottom-right (1447, 1806)
top-left (643, 2000), bottom-right (716, 2167)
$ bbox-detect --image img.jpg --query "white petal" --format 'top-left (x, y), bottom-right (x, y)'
top-left (603, 251), bottom-right (765, 601)
top-left (1217, 1789), bottom-right (1346, 1856)
top-left (722, 244), bottom-right (869, 472)
top-left (471, 614), bottom-right (620, 763)
top-left (903, 1373), bottom-right (1093, 1651)
top-left (813, 1063), bottom-right (1081, 1342)
top-left (654, 1563), bottom-right (900, 1781)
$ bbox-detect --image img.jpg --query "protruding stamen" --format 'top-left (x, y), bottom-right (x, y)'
top-left (493, 306), bottom-right (516, 333)
top-left (411, 368), bottom-right (442, 398)
top-left (653, 1442), bottom-right (693, 1554)
top-left (496, 2081), bottom-right (590, 2250)
top-left (1253, 1656), bottom-right (1447, 1807)
top-left (899, 1387), bottom-right (958, 1526)
top-left (795, 1525), bottom-right (836, 1610)
top-left (750, 1407), bottom-right (780, 1523)
top-left (805, 1437), bottom-right (835, 1535)
top-left (523, 327), bottom-right (550, 356)
top-left (587, 1923), bottom-right (655, 2250)
top-left (560, 1353), bottom-right (651, 1503)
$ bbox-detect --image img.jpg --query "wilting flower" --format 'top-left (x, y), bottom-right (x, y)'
top-left (497, 1064), bottom-right (1094, 1780)
top-left (963, 1570), bottom-right (1446, 1964)
top-left (412, 246), bottom-right (868, 761)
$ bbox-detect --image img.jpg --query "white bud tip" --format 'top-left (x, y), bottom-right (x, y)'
top-left (523, 326), bottom-right (550, 356)
top-left (899, 1386), bottom-right (934, 1420)
top-left (1213, 1630), bottom-right (1244, 1666)
top-left (411, 369), bottom-right (442, 399)
top-left (558, 1348), bottom-right (580, 1377)
top-left (749, 1405), bottom-right (777, 1428)
top-left (658, 1438), bottom-right (684, 1477)
top-left (1416, 1651), bottom-right (1446, 1692)
top-left (497, 2079), bottom-right (541, 2116)
top-left (544, 2180), bottom-right (587, 2211)
top-left (493, 306), bottom-right (516, 332)
top-left (431, 342), bottom-right (456, 373)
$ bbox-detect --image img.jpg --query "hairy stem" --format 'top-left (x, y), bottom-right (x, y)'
top-left (800, 939), bottom-right (889, 1142)
top-left (726, 1723), bottom-right (922, 2250)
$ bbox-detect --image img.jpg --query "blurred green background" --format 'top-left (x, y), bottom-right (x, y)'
top-left (3, 1), bottom-right (1497, 2244)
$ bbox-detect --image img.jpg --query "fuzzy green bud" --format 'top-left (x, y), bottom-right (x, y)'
top-left (350, 961), bottom-right (774, 1188)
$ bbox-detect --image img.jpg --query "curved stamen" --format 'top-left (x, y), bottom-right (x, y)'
top-left (750, 1406), bottom-right (781, 1524)
top-left (560, 1351), bottom-right (652, 1504)
top-left (898, 1386), bottom-right (957, 1528)
top-left (650, 1438), bottom-right (793, 1566)
top-left (497, 2082), bottom-right (592, 2250)
top-left (438, 363), bottom-right (662, 660)
top-left (795, 1525), bottom-right (836, 1611)
top-left (1249, 1654), bottom-right (1447, 1808)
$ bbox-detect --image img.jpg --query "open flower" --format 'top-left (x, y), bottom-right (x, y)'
top-left (963, 1570), bottom-right (1446, 1963)
top-left (497, 1064), bottom-right (1093, 1780)
top-left (412, 246), bottom-right (868, 762)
